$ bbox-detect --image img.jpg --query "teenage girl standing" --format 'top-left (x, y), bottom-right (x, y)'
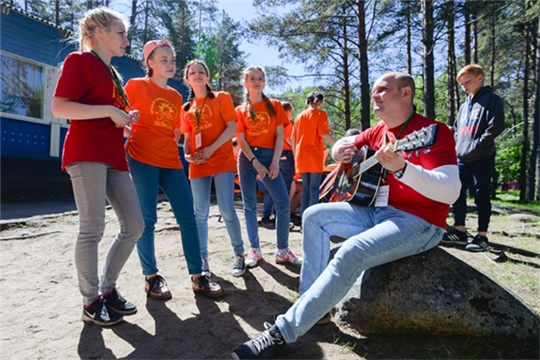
top-left (124, 40), bottom-right (222, 300)
top-left (235, 66), bottom-right (302, 268)
top-left (182, 60), bottom-right (246, 277)
top-left (51, 7), bottom-right (144, 326)
top-left (292, 91), bottom-right (336, 216)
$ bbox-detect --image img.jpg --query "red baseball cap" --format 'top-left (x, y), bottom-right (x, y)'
top-left (143, 39), bottom-right (172, 64)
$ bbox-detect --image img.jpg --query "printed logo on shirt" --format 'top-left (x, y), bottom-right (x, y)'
top-left (458, 108), bottom-right (480, 135)
top-left (187, 104), bottom-right (214, 130)
top-left (247, 112), bottom-right (271, 136)
top-left (112, 84), bottom-right (127, 109)
top-left (150, 98), bottom-right (178, 130)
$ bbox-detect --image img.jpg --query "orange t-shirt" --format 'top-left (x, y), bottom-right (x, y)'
top-left (235, 99), bottom-right (287, 148)
top-left (283, 119), bottom-right (293, 151)
top-left (181, 91), bottom-right (237, 179)
top-left (292, 108), bottom-right (331, 173)
top-left (124, 77), bottom-right (183, 169)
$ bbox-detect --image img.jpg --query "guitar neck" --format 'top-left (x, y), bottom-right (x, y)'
top-left (358, 156), bottom-right (380, 174)
top-left (357, 140), bottom-right (401, 175)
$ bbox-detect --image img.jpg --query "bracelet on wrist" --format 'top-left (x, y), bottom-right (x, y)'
top-left (250, 157), bottom-right (257, 164)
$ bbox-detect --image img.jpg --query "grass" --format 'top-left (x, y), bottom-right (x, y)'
top-left (491, 190), bottom-right (540, 213)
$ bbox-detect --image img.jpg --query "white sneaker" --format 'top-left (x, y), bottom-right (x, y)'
top-left (245, 248), bottom-right (262, 268)
top-left (276, 248), bottom-right (302, 265)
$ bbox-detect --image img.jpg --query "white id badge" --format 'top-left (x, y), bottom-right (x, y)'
top-left (374, 185), bottom-right (389, 207)
top-left (195, 132), bottom-right (202, 149)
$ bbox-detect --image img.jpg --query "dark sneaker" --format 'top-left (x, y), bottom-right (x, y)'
top-left (465, 235), bottom-right (489, 252)
top-left (440, 228), bottom-right (469, 246)
top-left (192, 275), bottom-right (223, 298)
top-left (258, 216), bottom-right (276, 230)
top-left (291, 213), bottom-right (302, 227)
top-left (231, 254), bottom-right (246, 277)
top-left (232, 322), bottom-right (284, 359)
top-left (81, 298), bottom-right (123, 326)
top-left (315, 312), bottom-right (332, 325)
top-left (145, 275), bottom-right (172, 300)
top-left (102, 288), bottom-right (137, 315)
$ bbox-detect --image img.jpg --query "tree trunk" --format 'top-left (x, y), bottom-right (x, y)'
top-left (144, 0), bottom-right (149, 44)
top-left (357, 0), bottom-right (370, 130)
top-left (407, 1), bottom-right (412, 75)
top-left (422, 0), bottom-right (435, 119)
top-left (464, 0), bottom-right (471, 64)
top-left (125, 0), bottom-right (138, 55)
top-left (527, 17), bottom-right (540, 201)
top-left (519, 23), bottom-right (530, 202)
top-left (342, 15), bottom-right (351, 131)
top-left (473, 8), bottom-right (478, 64)
top-left (55, 0), bottom-right (59, 26)
top-left (489, 0), bottom-right (496, 88)
top-left (447, 0), bottom-right (456, 126)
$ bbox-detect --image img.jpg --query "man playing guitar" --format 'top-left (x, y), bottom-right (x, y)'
top-left (232, 72), bottom-right (461, 359)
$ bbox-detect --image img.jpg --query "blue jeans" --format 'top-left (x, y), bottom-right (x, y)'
top-left (280, 150), bottom-right (295, 195)
top-left (275, 202), bottom-right (443, 343)
top-left (262, 150), bottom-right (296, 216)
top-left (190, 172), bottom-right (244, 258)
top-left (256, 178), bottom-right (274, 217)
top-left (300, 172), bottom-right (323, 215)
top-left (453, 154), bottom-right (495, 232)
top-left (238, 148), bottom-right (290, 249)
top-left (67, 162), bottom-right (144, 304)
top-left (128, 155), bottom-right (202, 275)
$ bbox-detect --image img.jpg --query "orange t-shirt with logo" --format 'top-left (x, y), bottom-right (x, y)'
top-left (292, 108), bottom-right (331, 173)
top-left (181, 91), bottom-right (237, 179)
top-left (283, 119), bottom-right (293, 151)
top-left (235, 99), bottom-right (287, 148)
top-left (124, 77), bottom-right (183, 169)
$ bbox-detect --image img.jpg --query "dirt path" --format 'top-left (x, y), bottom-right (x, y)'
top-left (1, 200), bottom-right (538, 359)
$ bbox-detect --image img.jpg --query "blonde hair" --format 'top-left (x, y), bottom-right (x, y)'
top-left (457, 64), bottom-right (484, 82)
top-left (78, 7), bottom-right (128, 51)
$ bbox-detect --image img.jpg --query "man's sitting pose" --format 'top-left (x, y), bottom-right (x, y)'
top-left (231, 72), bottom-right (461, 359)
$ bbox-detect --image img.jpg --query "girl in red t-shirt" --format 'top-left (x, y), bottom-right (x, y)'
top-left (292, 91), bottom-right (336, 216)
top-left (235, 66), bottom-right (302, 268)
top-left (181, 60), bottom-right (246, 278)
top-left (51, 8), bottom-right (143, 327)
top-left (124, 41), bottom-right (222, 301)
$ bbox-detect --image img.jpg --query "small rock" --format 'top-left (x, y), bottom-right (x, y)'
top-left (509, 214), bottom-right (539, 223)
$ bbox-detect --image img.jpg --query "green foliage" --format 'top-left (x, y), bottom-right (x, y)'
top-left (194, 33), bottom-right (220, 83)
top-left (496, 137), bottom-right (523, 184)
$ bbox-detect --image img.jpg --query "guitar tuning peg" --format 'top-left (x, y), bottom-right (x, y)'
top-left (415, 150), bottom-right (420, 157)
top-left (407, 152), bottom-right (413, 158)
top-left (424, 148), bottom-right (431, 154)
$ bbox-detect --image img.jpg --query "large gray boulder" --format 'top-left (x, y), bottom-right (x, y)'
top-left (334, 247), bottom-right (539, 340)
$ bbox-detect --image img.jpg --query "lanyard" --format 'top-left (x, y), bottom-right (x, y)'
top-left (90, 50), bottom-right (132, 110)
top-left (194, 95), bottom-right (208, 131)
top-left (381, 111), bottom-right (415, 178)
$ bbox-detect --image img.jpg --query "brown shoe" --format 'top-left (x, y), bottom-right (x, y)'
top-left (145, 275), bottom-right (172, 300)
top-left (191, 275), bottom-right (223, 299)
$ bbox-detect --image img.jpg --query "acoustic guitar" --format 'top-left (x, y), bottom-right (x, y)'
top-left (319, 124), bottom-right (439, 206)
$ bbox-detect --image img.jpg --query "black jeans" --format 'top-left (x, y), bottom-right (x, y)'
top-left (452, 153), bottom-right (495, 232)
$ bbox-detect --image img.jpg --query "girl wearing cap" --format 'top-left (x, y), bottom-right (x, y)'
top-left (51, 7), bottom-right (143, 326)
top-left (292, 91), bottom-right (336, 216)
top-left (181, 60), bottom-right (246, 278)
top-left (235, 66), bottom-right (302, 268)
top-left (123, 40), bottom-right (222, 300)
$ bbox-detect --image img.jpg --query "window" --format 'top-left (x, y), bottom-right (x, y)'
top-left (1, 52), bottom-right (44, 119)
